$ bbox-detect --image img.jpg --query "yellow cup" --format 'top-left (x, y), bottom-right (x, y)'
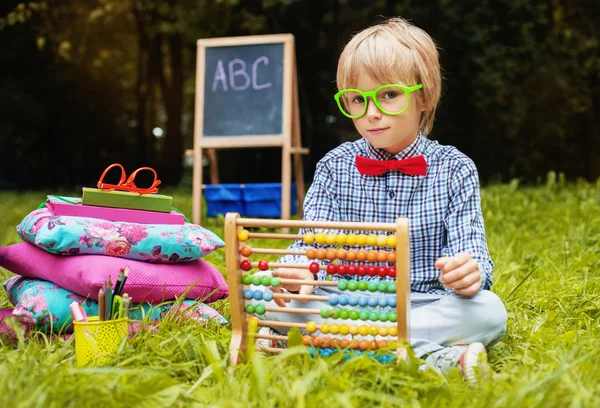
top-left (73, 316), bottom-right (128, 367)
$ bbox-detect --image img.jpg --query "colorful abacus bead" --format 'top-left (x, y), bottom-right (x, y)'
top-left (238, 229), bottom-right (249, 241)
top-left (309, 262), bottom-right (320, 274)
top-left (240, 260), bottom-right (252, 271)
top-left (303, 232), bottom-right (315, 245)
top-left (258, 260), bottom-right (269, 271)
top-left (240, 245), bottom-right (252, 257)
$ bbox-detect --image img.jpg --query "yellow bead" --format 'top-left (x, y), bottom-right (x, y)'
top-left (377, 235), bottom-right (388, 247)
top-left (315, 232), bottom-right (327, 245)
top-left (388, 326), bottom-right (398, 336)
top-left (357, 234), bottom-right (368, 246)
top-left (335, 234), bottom-right (347, 246)
top-left (248, 317), bottom-right (259, 331)
top-left (358, 325), bottom-right (369, 336)
top-left (349, 325), bottom-right (359, 335)
top-left (339, 324), bottom-right (350, 335)
top-left (346, 233), bottom-right (358, 246)
top-left (386, 235), bottom-right (397, 248)
top-left (378, 326), bottom-right (389, 336)
top-left (366, 234), bottom-right (378, 246)
top-left (306, 321), bottom-right (318, 333)
top-left (303, 232), bottom-right (315, 245)
top-left (330, 324), bottom-right (340, 335)
top-left (320, 322), bottom-right (330, 334)
top-left (325, 234), bottom-right (337, 246)
top-left (370, 326), bottom-right (379, 336)
top-left (237, 229), bottom-right (249, 242)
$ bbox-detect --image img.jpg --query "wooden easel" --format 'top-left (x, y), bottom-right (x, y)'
top-left (192, 34), bottom-right (308, 226)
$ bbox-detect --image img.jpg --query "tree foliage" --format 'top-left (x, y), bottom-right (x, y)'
top-left (0, 0), bottom-right (598, 189)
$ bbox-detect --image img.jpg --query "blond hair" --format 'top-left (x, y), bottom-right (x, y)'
top-left (336, 17), bottom-right (441, 135)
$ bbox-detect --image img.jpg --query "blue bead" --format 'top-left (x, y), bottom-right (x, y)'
top-left (358, 297), bottom-right (368, 307)
top-left (243, 289), bottom-right (254, 299)
top-left (378, 297), bottom-right (388, 307)
top-left (329, 294), bottom-right (339, 306)
top-left (348, 296), bottom-right (359, 306)
top-left (253, 290), bottom-right (263, 300)
top-left (338, 295), bottom-right (349, 306)
top-left (368, 298), bottom-right (379, 307)
top-left (387, 297), bottom-right (397, 308)
top-left (263, 290), bottom-right (273, 301)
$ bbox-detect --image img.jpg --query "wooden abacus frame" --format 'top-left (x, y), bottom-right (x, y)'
top-left (225, 213), bottom-right (410, 365)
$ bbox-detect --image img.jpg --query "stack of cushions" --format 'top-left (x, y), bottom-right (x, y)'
top-left (0, 203), bottom-right (229, 333)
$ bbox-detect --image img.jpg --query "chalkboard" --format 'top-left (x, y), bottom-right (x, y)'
top-left (192, 34), bottom-right (306, 226)
top-left (203, 43), bottom-right (284, 136)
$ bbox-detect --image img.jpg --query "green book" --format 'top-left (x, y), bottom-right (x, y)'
top-left (81, 188), bottom-right (173, 213)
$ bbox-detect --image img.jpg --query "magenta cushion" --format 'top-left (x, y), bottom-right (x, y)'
top-left (0, 243), bottom-right (228, 303)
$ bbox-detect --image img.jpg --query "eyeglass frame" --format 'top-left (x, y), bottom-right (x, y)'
top-left (334, 83), bottom-right (423, 119)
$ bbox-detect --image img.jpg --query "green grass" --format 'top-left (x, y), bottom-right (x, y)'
top-left (1, 177), bottom-right (600, 407)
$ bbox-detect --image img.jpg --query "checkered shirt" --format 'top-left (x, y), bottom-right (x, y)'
top-left (278, 134), bottom-right (494, 294)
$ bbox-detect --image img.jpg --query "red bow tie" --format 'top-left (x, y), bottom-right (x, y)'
top-left (355, 155), bottom-right (427, 176)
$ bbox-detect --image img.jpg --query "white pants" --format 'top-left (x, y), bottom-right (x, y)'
top-left (252, 277), bottom-right (507, 358)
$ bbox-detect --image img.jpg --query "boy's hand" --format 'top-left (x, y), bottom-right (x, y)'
top-left (435, 252), bottom-right (481, 296)
top-left (271, 268), bottom-right (315, 307)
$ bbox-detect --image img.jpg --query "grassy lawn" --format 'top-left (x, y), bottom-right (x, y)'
top-left (1, 178), bottom-right (600, 407)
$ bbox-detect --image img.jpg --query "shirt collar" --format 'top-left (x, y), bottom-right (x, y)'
top-left (362, 131), bottom-right (426, 160)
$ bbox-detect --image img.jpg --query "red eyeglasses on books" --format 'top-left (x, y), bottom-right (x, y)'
top-left (96, 163), bottom-right (161, 195)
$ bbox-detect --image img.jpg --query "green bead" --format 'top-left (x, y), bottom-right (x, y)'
top-left (388, 312), bottom-right (397, 322)
top-left (369, 311), bottom-right (379, 321)
top-left (255, 304), bottom-right (266, 315)
top-left (331, 309), bottom-right (341, 319)
top-left (242, 274), bottom-right (253, 285)
top-left (359, 311), bottom-right (369, 321)
top-left (379, 312), bottom-right (388, 322)
top-left (271, 277), bottom-right (281, 287)
top-left (357, 281), bottom-right (368, 291)
top-left (251, 275), bottom-right (262, 286)
top-left (260, 276), bottom-right (272, 286)
top-left (347, 280), bottom-right (359, 291)
top-left (377, 282), bottom-right (388, 293)
top-left (320, 308), bottom-right (330, 318)
top-left (245, 304), bottom-right (256, 314)
top-left (349, 310), bottom-right (360, 320)
top-left (337, 280), bottom-right (348, 291)
top-left (339, 309), bottom-right (350, 319)
top-left (367, 282), bottom-right (377, 292)
top-left (387, 283), bottom-right (396, 293)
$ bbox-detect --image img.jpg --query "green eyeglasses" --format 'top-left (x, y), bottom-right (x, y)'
top-left (334, 84), bottom-right (423, 119)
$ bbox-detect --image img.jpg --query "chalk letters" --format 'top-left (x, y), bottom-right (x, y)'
top-left (212, 57), bottom-right (272, 92)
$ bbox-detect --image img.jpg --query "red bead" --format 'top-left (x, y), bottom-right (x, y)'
top-left (326, 264), bottom-right (338, 275)
top-left (367, 266), bottom-right (377, 276)
top-left (240, 259), bottom-right (252, 271)
top-left (388, 267), bottom-right (396, 278)
top-left (377, 266), bottom-right (388, 277)
top-left (309, 262), bottom-right (320, 274)
top-left (258, 259), bottom-right (269, 271)
top-left (347, 265), bottom-right (357, 275)
top-left (357, 265), bottom-right (367, 276)
top-left (337, 264), bottom-right (347, 275)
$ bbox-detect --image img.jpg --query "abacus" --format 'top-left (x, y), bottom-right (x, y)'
top-left (224, 213), bottom-right (410, 365)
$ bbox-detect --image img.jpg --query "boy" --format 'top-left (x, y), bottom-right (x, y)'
top-left (257, 17), bottom-right (507, 383)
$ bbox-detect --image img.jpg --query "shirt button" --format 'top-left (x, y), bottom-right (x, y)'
top-left (389, 191), bottom-right (395, 198)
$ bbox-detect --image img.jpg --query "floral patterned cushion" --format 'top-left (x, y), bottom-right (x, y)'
top-left (3, 276), bottom-right (228, 333)
top-left (16, 208), bottom-right (224, 263)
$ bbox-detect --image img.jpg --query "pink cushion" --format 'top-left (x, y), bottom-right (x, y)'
top-left (0, 243), bottom-right (228, 303)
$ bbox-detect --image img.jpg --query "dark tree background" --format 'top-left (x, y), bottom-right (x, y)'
top-left (0, 0), bottom-right (598, 190)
